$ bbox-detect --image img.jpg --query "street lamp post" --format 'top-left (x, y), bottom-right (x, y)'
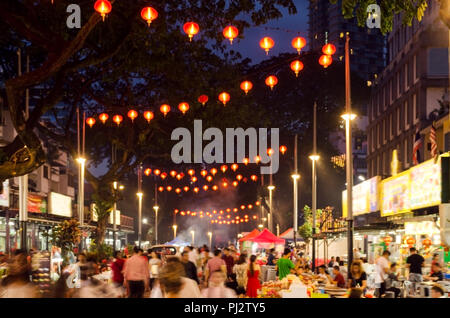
top-left (77, 157), bottom-right (86, 250)
top-left (268, 185), bottom-right (275, 233)
top-left (309, 154), bottom-right (319, 271)
top-left (137, 192), bottom-right (143, 247)
top-left (112, 181), bottom-right (118, 251)
top-left (153, 205), bottom-right (159, 245)
top-left (344, 33), bottom-right (354, 274)
top-left (173, 225), bottom-right (177, 239)
top-left (191, 230), bottom-right (195, 246)
top-left (292, 173), bottom-right (300, 245)
top-left (207, 232), bottom-right (212, 250)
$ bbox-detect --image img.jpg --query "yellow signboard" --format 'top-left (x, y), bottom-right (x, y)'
top-left (342, 176), bottom-right (380, 218)
top-left (409, 157), bottom-right (442, 210)
top-left (380, 170), bottom-right (411, 217)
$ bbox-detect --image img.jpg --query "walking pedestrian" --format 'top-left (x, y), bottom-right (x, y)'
top-left (123, 246), bottom-right (149, 298)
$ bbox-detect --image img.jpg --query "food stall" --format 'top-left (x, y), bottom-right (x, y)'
top-left (238, 229), bottom-right (260, 254)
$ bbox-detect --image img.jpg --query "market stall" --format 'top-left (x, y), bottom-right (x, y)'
top-left (238, 229), bottom-right (260, 254)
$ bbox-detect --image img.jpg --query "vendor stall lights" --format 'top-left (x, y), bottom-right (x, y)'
top-left (183, 22), bottom-right (200, 41)
top-left (223, 26), bottom-right (239, 44)
top-left (94, 0), bottom-right (112, 21)
top-left (140, 7), bottom-right (158, 27)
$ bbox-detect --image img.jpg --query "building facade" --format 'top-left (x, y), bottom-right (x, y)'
top-left (308, 0), bottom-right (386, 81)
top-left (367, 0), bottom-right (449, 178)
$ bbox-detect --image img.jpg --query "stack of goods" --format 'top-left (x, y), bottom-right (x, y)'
top-left (30, 250), bottom-right (51, 296)
top-left (258, 281), bottom-right (283, 298)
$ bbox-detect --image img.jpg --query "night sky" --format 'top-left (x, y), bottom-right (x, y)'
top-left (233, 0), bottom-right (309, 64)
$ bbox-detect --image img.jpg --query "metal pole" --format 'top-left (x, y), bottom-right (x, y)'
top-left (269, 190), bottom-right (273, 233)
top-left (155, 208), bottom-right (158, 244)
top-left (293, 134), bottom-right (298, 245)
top-left (17, 49), bottom-right (28, 252)
top-left (138, 165), bottom-right (143, 248)
top-left (113, 201), bottom-right (117, 250)
top-left (312, 102), bottom-right (317, 271)
top-left (345, 33), bottom-right (354, 273)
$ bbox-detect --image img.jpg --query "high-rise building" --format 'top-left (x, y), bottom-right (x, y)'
top-left (367, 0), bottom-right (449, 178)
top-left (308, 0), bottom-right (386, 81)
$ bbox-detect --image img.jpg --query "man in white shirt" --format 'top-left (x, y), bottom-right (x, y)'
top-left (375, 250), bottom-right (391, 297)
top-left (187, 246), bottom-right (198, 267)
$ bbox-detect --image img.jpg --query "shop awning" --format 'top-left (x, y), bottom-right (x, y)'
top-left (248, 229), bottom-right (285, 244)
top-left (239, 229), bottom-right (260, 242)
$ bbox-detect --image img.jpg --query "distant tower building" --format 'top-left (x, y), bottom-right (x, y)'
top-left (308, 0), bottom-right (386, 81)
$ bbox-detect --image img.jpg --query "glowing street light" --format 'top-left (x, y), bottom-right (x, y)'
top-left (207, 232), bottom-right (212, 249)
top-left (173, 225), bottom-right (178, 239)
top-left (191, 230), bottom-right (195, 245)
top-left (153, 205), bottom-right (159, 244)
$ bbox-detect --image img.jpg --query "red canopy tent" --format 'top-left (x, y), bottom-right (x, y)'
top-left (239, 229), bottom-right (260, 242)
top-left (248, 229), bottom-right (285, 246)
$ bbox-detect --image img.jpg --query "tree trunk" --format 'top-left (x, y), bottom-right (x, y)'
top-left (97, 216), bottom-right (108, 245)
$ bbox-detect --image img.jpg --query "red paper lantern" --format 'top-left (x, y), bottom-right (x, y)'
top-left (267, 148), bottom-right (274, 156)
top-left (143, 111), bottom-right (154, 123)
top-left (251, 175), bottom-right (258, 182)
top-left (191, 176), bottom-right (198, 182)
top-left (166, 186), bottom-right (172, 192)
top-left (183, 22), bottom-right (200, 41)
top-left (254, 156), bottom-right (261, 164)
top-left (144, 168), bottom-right (152, 176)
top-left (290, 60), bottom-right (304, 77)
top-left (206, 176), bottom-right (213, 182)
top-left (236, 175), bottom-right (243, 181)
top-left (292, 36), bottom-right (306, 54)
top-left (127, 110), bottom-right (138, 122)
top-left (160, 104), bottom-right (171, 117)
top-left (160, 172), bottom-right (167, 180)
top-left (140, 7), bottom-right (158, 27)
top-left (231, 164), bottom-right (238, 172)
top-left (322, 43), bottom-right (337, 56)
top-left (153, 169), bottom-right (161, 176)
top-left (223, 26), bottom-right (239, 44)
top-left (240, 81), bottom-right (253, 95)
top-left (113, 115), bottom-right (123, 126)
top-left (178, 102), bottom-right (190, 115)
top-left (221, 165), bottom-right (228, 173)
top-left (319, 54), bottom-right (333, 68)
top-left (193, 187), bottom-right (199, 193)
top-left (99, 113), bottom-right (109, 124)
top-left (86, 117), bottom-right (96, 128)
top-left (210, 168), bottom-right (218, 176)
top-left (212, 185), bottom-right (218, 191)
top-left (188, 169), bottom-right (195, 176)
top-left (422, 238), bottom-right (432, 247)
top-left (183, 186), bottom-right (189, 192)
top-left (94, 0), bottom-right (112, 21)
top-left (203, 185), bottom-right (209, 191)
top-left (242, 158), bottom-right (249, 166)
top-left (200, 170), bottom-right (208, 177)
top-left (176, 174), bottom-right (183, 181)
top-left (232, 181), bottom-right (238, 187)
top-left (158, 186), bottom-right (164, 192)
top-left (218, 92), bottom-right (230, 106)
top-left (265, 75), bottom-right (278, 90)
top-left (260, 37), bottom-right (275, 55)
top-left (198, 95), bottom-right (209, 106)
top-left (406, 237), bottom-right (416, 247)
top-left (280, 145), bottom-right (287, 155)
top-left (170, 170), bottom-right (177, 178)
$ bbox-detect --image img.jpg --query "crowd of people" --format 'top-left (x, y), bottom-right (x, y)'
top-left (0, 245), bottom-right (447, 298)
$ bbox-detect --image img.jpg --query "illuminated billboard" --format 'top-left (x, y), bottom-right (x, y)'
top-left (0, 180), bottom-right (9, 207)
top-left (380, 170), bottom-right (411, 217)
top-left (48, 192), bottom-right (72, 217)
top-left (409, 158), bottom-right (442, 210)
top-left (342, 176), bottom-right (380, 217)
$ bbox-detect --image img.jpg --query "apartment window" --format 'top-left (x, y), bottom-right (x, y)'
top-left (404, 100), bottom-right (410, 129)
top-left (414, 93), bottom-right (419, 120)
top-left (43, 166), bottom-right (49, 179)
top-left (405, 63), bottom-right (409, 90)
top-left (382, 152), bottom-right (387, 176)
top-left (390, 113), bottom-right (394, 139)
top-left (397, 107), bottom-right (401, 134)
top-left (384, 119), bottom-right (388, 142)
top-left (397, 70), bottom-right (402, 95)
top-left (414, 54), bottom-right (419, 82)
top-left (391, 78), bottom-right (395, 102)
top-left (404, 138), bottom-right (409, 167)
top-left (377, 124), bottom-right (381, 147)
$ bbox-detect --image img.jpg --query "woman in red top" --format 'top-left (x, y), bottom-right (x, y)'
top-left (246, 255), bottom-right (261, 298)
top-left (111, 251), bottom-right (125, 287)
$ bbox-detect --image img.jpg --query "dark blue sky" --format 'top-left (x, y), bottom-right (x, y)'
top-left (232, 0), bottom-right (309, 64)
